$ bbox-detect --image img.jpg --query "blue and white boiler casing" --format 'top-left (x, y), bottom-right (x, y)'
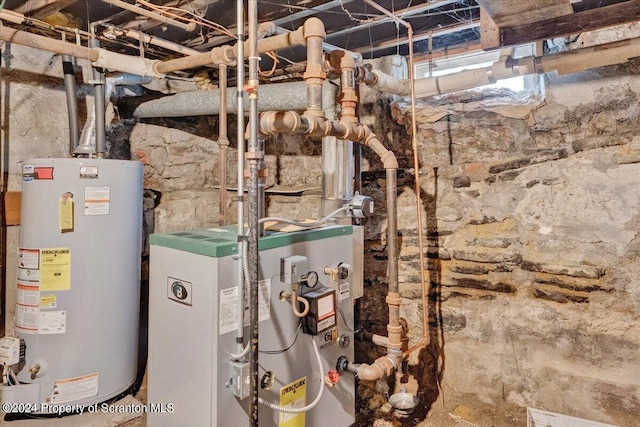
top-left (10, 158), bottom-right (142, 411)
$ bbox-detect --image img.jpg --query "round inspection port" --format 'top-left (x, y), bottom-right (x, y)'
top-left (261, 371), bottom-right (275, 390)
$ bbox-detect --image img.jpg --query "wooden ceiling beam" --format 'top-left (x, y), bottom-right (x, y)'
top-left (13, 0), bottom-right (77, 18)
top-left (484, 0), bottom-right (640, 48)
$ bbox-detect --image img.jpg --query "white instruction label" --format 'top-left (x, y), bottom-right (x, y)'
top-left (339, 282), bottom-right (350, 301)
top-left (84, 186), bottom-right (110, 215)
top-left (50, 372), bottom-right (98, 404)
top-left (15, 304), bottom-right (39, 333)
top-left (219, 287), bottom-right (238, 336)
top-left (219, 279), bottom-right (271, 336)
top-left (39, 310), bottom-right (66, 334)
top-left (258, 279), bottom-right (271, 323)
top-left (17, 282), bottom-right (40, 306)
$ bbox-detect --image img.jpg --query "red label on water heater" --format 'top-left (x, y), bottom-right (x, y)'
top-left (34, 167), bottom-right (54, 180)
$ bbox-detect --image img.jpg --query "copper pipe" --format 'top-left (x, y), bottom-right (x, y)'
top-left (363, 0), bottom-right (430, 356)
top-left (218, 64), bottom-right (229, 225)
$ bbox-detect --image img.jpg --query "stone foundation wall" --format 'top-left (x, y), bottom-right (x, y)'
top-left (365, 60), bottom-right (640, 426)
top-left (124, 59), bottom-right (640, 426)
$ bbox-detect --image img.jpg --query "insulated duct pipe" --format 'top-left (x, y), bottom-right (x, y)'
top-left (365, 37), bottom-right (640, 98)
top-left (62, 55), bottom-right (80, 154)
top-left (128, 81), bottom-right (336, 118)
top-left (247, 0), bottom-right (261, 425)
top-left (0, 26), bottom-right (162, 77)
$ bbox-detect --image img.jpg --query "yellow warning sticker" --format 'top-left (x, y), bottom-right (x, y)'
top-left (279, 376), bottom-right (306, 427)
top-left (40, 294), bottom-right (57, 308)
top-left (58, 194), bottom-right (74, 232)
top-left (40, 248), bottom-right (70, 291)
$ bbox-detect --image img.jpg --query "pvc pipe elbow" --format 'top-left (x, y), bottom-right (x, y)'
top-left (357, 355), bottom-right (396, 381)
top-left (302, 17), bottom-right (326, 39)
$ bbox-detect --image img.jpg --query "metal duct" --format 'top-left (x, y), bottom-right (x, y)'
top-left (62, 55), bottom-right (79, 154)
top-left (128, 81), bottom-right (338, 118)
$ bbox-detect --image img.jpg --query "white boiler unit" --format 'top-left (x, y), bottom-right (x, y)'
top-left (2, 158), bottom-right (142, 414)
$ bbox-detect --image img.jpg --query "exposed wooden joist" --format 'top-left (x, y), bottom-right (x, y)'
top-left (480, 7), bottom-right (500, 50)
top-left (13, 0), bottom-right (76, 18)
top-left (477, 0), bottom-right (573, 27)
top-left (500, 0), bottom-right (640, 47)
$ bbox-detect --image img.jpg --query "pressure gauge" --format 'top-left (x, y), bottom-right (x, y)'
top-left (306, 271), bottom-right (319, 288)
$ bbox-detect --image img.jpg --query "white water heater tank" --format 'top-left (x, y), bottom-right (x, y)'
top-left (7, 158), bottom-right (142, 411)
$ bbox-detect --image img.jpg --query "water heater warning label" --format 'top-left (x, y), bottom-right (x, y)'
top-left (50, 373), bottom-right (99, 404)
top-left (84, 186), bottom-right (110, 216)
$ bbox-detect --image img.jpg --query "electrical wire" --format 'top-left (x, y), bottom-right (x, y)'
top-left (259, 339), bottom-right (325, 414)
top-left (339, 0), bottom-right (372, 22)
top-left (337, 307), bottom-right (354, 333)
top-left (259, 51), bottom-right (279, 77)
top-left (259, 322), bottom-right (302, 355)
top-left (259, 206), bottom-right (348, 228)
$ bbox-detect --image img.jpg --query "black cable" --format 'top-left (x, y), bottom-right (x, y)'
top-left (260, 322), bottom-right (302, 355)
top-left (338, 307), bottom-right (354, 333)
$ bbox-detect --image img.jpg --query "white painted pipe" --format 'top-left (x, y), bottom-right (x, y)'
top-left (367, 37), bottom-right (640, 98)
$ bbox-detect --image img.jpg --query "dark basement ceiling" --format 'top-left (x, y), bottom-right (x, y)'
top-left (2, 0), bottom-right (639, 78)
